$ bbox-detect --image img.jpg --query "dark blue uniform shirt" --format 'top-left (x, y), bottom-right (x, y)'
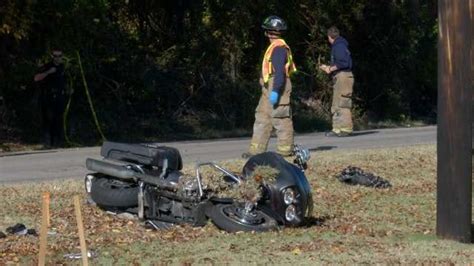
top-left (330, 36), bottom-right (352, 74)
top-left (37, 62), bottom-right (66, 100)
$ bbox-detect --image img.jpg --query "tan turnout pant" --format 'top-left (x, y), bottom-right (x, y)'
top-left (331, 71), bottom-right (354, 134)
top-left (248, 78), bottom-right (294, 156)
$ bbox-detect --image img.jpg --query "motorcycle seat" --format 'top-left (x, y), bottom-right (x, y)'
top-left (100, 141), bottom-right (183, 170)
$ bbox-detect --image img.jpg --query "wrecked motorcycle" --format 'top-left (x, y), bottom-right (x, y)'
top-left (84, 141), bottom-right (313, 232)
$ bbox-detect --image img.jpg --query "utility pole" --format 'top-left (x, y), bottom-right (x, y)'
top-left (436, 0), bottom-right (472, 242)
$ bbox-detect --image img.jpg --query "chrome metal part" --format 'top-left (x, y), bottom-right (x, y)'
top-left (138, 181), bottom-right (145, 219)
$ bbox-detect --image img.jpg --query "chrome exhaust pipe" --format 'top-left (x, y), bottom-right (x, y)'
top-left (86, 158), bottom-right (178, 190)
top-left (86, 158), bottom-right (135, 179)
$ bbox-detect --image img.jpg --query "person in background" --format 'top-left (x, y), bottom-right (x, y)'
top-left (320, 26), bottom-right (354, 137)
top-left (242, 15), bottom-right (297, 158)
top-left (34, 49), bottom-right (67, 147)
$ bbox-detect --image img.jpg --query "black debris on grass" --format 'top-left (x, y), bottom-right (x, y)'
top-left (5, 223), bottom-right (38, 236)
top-left (336, 166), bottom-right (392, 188)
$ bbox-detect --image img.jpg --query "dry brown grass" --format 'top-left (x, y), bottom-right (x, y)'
top-left (1, 144), bottom-right (473, 264)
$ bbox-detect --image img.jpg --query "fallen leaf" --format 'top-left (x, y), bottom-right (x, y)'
top-left (292, 247), bottom-right (302, 255)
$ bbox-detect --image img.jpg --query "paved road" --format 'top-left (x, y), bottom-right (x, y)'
top-left (0, 126), bottom-right (436, 183)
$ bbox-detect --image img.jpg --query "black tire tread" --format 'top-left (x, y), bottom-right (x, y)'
top-left (90, 176), bottom-right (139, 208)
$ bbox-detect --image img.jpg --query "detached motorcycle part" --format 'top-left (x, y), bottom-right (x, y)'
top-left (145, 220), bottom-right (175, 230)
top-left (209, 203), bottom-right (278, 232)
top-left (90, 176), bottom-right (139, 208)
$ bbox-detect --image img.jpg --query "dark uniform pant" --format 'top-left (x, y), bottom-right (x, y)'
top-left (248, 78), bottom-right (294, 156)
top-left (41, 95), bottom-right (65, 146)
top-left (331, 71), bottom-right (354, 134)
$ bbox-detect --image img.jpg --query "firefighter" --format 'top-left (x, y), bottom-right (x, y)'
top-left (242, 16), bottom-right (297, 158)
top-left (319, 26), bottom-right (354, 137)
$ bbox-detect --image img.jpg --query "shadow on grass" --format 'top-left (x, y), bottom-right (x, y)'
top-left (302, 215), bottom-right (332, 228)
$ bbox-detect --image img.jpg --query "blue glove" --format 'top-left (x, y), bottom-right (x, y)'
top-left (268, 91), bottom-right (279, 105)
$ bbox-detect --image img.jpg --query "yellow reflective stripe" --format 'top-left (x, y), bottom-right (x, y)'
top-left (340, 128), bottom-right (353, 133)
top-left (249, 143), bottom-right (267, 154)
top-left (332, 128), bottom-right (352, 134)
top-left (277, 145), bottom-right (293, 155)
top-left (286, 48), bottom-right (297, 74)
top-left (262, 41), bottom-right (278, 83)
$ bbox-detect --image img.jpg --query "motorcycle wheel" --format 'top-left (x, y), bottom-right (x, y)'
top-left (90, 176), bottom-right (139, 208)
top-left (209, 203), bottom-right (278, 232)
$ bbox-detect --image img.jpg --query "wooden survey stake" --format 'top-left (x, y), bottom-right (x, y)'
top-left (73, 195), bottom-right (89, 266)
top-left (38, 192), bottom-right (50, 266)
top-left (44, 192), bottom-right (50, 227)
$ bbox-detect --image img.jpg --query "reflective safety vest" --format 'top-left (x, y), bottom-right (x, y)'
top-left (261, 38), bottom-right (297, 84)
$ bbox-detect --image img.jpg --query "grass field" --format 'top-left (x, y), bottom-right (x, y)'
top-left (1, 144), bottom-right (473, 264)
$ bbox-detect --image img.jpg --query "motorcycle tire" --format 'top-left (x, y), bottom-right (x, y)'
top-left (209, 203), bottom-right (278, 232)
top-left (90, 176), bottom-right (139, 208)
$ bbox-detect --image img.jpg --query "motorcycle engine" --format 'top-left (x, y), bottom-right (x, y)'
top-left (143, 171), bottom-right (207, 226)
top-left (177, 174), bottom-right (200, 199)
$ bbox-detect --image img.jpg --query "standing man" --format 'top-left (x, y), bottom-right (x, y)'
top-left (320, 26), bottom-right (354, 137)
top-left (34, 49), bottom-right (67, 147)
top-left (243, 16), bottom-right (297, 158)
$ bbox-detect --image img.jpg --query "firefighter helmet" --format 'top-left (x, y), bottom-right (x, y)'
top-left (261, 16), bottom-right (287, 32)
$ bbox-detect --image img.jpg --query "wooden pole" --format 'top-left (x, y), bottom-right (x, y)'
top-left (437, 0), bottom-right (472, 242)
top-left (73, 195), bottom-right (89, 266)
top-left (471, 0), bottom-right (474, 155)
top-left (38, 192), bottom-right (50, 266)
